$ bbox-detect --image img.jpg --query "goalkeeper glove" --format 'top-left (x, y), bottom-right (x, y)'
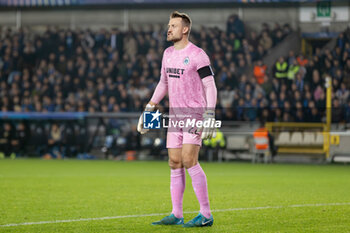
top-left (201, 110), bottom-right (217, 140)
top-left (137, 104), bottom-right (155, 134)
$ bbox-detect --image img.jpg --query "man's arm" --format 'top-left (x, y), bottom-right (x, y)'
top-left (137, 54), bottom-right (168, 134)
top-left (196, 50), bottom-right (217, 139)
top-left (201, 75), bottom-right (217, 139)
top-left (149, 53), bottom-right (168, 106)
top-left (196, 51), bottom-right (217, 110)
top-left (149, 75), bottom-right (168, 106)
top-left (202, 76), bottom-right (217, 111)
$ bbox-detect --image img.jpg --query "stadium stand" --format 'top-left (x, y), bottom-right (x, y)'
top-left (0, 14), bottom-right (349, 158)
top-left (0, 16), bottom-right (292, 117)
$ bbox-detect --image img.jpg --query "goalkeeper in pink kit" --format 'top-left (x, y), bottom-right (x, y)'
top-left (137, 11), bottom-right (217, 227)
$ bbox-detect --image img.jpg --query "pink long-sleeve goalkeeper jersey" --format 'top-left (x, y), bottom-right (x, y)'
top-left (160, 42), bottom-right (213, 109)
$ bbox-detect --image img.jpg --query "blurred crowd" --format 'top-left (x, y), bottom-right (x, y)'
top-left (0, 121), bottom-right (87, 159)
top-left (225, 31), bottom-right (350, 123)
top-left (0, 15), bottom-right (292, 116)
top-left (2, 14), bottom-right (350, 157)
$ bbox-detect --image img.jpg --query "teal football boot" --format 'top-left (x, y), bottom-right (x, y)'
top-left (151, 214), bottom-right (184, 225)
top-left (183, 213), bottom-right (213, 227)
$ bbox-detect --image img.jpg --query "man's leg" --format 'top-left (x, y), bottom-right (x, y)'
top-left (152, 131), bottom-right (185, 225)
top-left (182, 144), bottom-right (213, 227)
top-left (168, 148), bottom-right (186, 219)
top-left (182, 144), bottom-right (211, 218)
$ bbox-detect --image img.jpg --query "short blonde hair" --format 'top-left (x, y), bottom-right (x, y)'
top-left (170, 11), bottom-right (192, 35)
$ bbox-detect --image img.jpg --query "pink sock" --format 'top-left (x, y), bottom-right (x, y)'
top-left (187, 163), bottom-right (211, 218)
top-left (170, 168), bottom-right (186, 218)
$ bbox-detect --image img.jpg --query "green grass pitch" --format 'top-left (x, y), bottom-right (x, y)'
top-left (0, 159), bottom-right (350, 232)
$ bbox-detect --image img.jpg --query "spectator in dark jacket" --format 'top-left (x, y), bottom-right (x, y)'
top-left (226, 14), bottom-right (245, 38)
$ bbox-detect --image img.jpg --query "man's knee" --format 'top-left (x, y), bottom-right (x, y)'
top-left (168, 157), bottom-right (182, 169)
top-left (182, 152), bottom-right (197, 169)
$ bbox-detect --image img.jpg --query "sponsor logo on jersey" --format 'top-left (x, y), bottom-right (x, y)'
top-left (166, 67), bottom-right (185, 78)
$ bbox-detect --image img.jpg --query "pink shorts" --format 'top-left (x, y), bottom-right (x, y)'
top-left (166, 126), bottom-right (202, 148)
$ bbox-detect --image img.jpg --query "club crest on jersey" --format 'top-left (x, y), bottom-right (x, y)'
top-left (183, 57), bottom-right (190, 65)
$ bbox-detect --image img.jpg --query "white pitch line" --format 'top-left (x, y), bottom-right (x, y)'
top-left (1, 202), bottom-right (350, 227)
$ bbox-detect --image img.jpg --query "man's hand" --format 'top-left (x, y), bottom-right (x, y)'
top-left (137, 104), bottom-right (155, 134)
top-left (201, 110), bottom-right (217, 140)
